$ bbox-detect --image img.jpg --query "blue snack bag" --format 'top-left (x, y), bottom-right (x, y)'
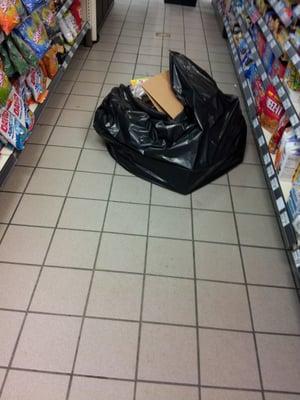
top-left (22, 0), bottom-right (45, 14)
top-left (0, 109), bottom-right (28, 150)
top-left (16, 11), bottom-right (50, 59)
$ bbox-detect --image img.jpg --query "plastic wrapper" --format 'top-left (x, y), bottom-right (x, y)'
top-left (6, 38), bottom-right (29, 76)
top-left (10, 83), bottom-right (35, 132)
top-left (70, 0), bottom-right (82, 30)
top-left (26, 66), bottom-right (48, 103)
top-left (12, 0), bottom-right (27, 18)
top-left (11, 32), bottom-right (39, 68)
top-left (0, 109), bottom-right (28, 150)
top-left (260, 84), bottom-right (285, 134)
top-left (0, 0), bottom-right (20, 35)
top-left (64, 11), bottom-right (79, 37)
top-left (0, 69), bottom-right (12, 107)
top-left (42, 46), bottom-right (59, 78)
top-left (22, 0), bottom-right (45, 13)
top-left (59, 17), bottom-right (74, 44)
top-left (0, 45), bottom-right (16, 77)
top-left (37, 5), bottom-right (59, 37)
top-left (93, 51), bottom-right (247, 194)
top-left (17, 12), bottom-right (51, 59)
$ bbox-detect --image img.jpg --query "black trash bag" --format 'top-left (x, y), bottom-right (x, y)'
top-left (94, 51), bottom-right (247, 194)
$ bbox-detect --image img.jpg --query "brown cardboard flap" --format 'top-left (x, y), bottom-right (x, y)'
top-left (142, 71), bottom-right (184, 119)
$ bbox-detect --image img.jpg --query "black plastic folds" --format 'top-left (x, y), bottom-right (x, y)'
top-left (94, 51), bottom-right (247, 194)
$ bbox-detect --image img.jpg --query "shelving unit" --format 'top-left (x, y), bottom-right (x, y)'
top-left (0, 2), bottom-right (91, 186)
top-left (212, 0), bottom-right (300, 286)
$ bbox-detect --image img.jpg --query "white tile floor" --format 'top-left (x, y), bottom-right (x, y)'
top-left (0, 0), bottom-right (300, 398)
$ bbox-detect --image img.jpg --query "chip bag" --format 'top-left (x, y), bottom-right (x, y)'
top-left (42, 46), bottom-right (59, 78)
top-left (0, 109), bottom-right (28, 150)
top-left (0, 45), bottom-right (16, 77)
top-left (17, 11), bottom-right (51, 59)
top-left (12, 0), bottom-right (27, 18)
top-left (70, 0), bottom-right (82, 30)
top-left (22, 0), bottom-right (45, 13)
top-left (0, 68), bottom-right (12, 108)
top-left (11, 32), bottom-right (39, 68)
top-left (26, 66), bottom-right (48, 103)
top-left (37, 5), bottom-right (59, 37)
top-left (0, 0), bottom-right (20, 35)
top-left (6, 37), bottom-right (30, 76)
top-left (260, 84), bottom-right (285, 134)
top-left (59, 17), bottom-right (74, 44)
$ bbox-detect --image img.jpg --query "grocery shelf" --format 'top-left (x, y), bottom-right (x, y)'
top-left (56, 0), bottom-right (74, 19)
top-left (213, 0), bottom-right (300, 281)
top-left (0, 22), bottom-right (90, 186)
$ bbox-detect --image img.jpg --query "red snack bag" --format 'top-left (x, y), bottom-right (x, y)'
top-left (70, 0), bottom-right (82, 30)
top-left (260, 84), bottom-right (285, 134)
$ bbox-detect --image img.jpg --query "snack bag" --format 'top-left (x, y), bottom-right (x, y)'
top-left (59, 17), bottom-right (74, 44)
top-left (260, 84), bottom-right (285, 134)
top-left (0, 45), bottom-right (16, 77)
top-left (11, 32), bottom-right (39, 68)
top-left (64, 11), bottom-right (79, 36)
top-left (42, 46), bottom-right (59, 78)
top-left (70, 0), bottom-right (82, 30)
top-left (12, 0), bottom-right (26, 18)
top-left (0, 0), bottom-right (20, 35)
top-left (285, 60), bottom-right (300, 91)
top-left (37, 5), bottom-right (59, 37)
top-left (6, 38), bottom-right (30, 76)
top-left (26, 66), bottom-right (48, 103)
top-left (268, 113), bottom-right (290, 153)
top-left (6, 86), bottom-right (26, 127)
top-left (0, 69), bottom-right (12, 107)
top-left (17, 11), bottom-right (51, 59)
top-left (22, 0), bottom-right (45, 13)
top-left (0, 109), bottom-right (28, 150)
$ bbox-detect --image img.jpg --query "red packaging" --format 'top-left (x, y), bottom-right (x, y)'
top-left (252, 76), bottom-right (264, 114)
top-left (270, 58), bottom-right (288, 80)
top-left (257, 31), bottom-right (266, 57)
top-left (70, 0), bottom-right (82, 30)
top-left (268, 113), bottom-right (289, 153)
top-left (260, 84), bottom-right (285, 134)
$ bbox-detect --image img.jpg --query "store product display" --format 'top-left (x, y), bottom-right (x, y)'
top-left (217, 0), bottom-right (300, 241)
top-left (0, 0), bottom-right (83, 152)
top-left (94, 51), bottom-right (247, 194)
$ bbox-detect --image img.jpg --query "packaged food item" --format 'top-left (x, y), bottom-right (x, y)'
top-left (0, 45), bottom-right (16, 77)
top-left (37, 5), bottom-right (59, 37)
top-left (22, 0), bottom-right (45, 13)
top-left (275, 129), bottom-right (300, 180)
top-left (17, 11), bottom-right (50, 59)
top-left (64, 11), bottom-right (79, 37)
top-left (268, 113), bottom-right (289, 153)
top-left (252, 75), bottom-right (264, 113)
top-left (70, 0), bottom-right (82, 30)
top-left (260, 84), bottom-right (285, 133)
top-left (6, 38), bottom-right (30, 76)
top-left (0, 69), bottom-right (12, 107)
top-left (6, 86), bottom-right (26, 127)
top-left (270, 56), bottom-right (288, 80)
top-left (12, 0), bottom-right (26, 18)
top-left (58, 17), bottom-right (74, 44)
top-left (0, 0), bottom-right (20, 35)
top-left (42, 46), bottom-right (59, 78)
top-left (26, 66), bottom-right (48, 103)
top-left (11, 32), bottom-right (39, 68)
top-left (0, 109), bottom-right (28, 150)
top-left (262, 43), bottom-right (275, 74)
top-left (285, 60), bottom-right (300, 91)
top-left (257, 31), bottom-right (266, 57)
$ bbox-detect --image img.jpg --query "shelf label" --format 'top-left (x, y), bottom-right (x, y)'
top-left (277, 86), bottom-right (285, 97)
top-left (242, 80), bottom-right (247, 89)
top-left (62, 61), bottom-right (68, 69)
top-left (294, 126), bottom-right (300, 138)
top-left (261, 72), bottom-right (267, 81)
top-left (284, 41), bottom-right (291, 51)
top-left (291, 53), bottom-right (300, 65)
top-left (283, 98), bottom-right (291, 109)
top-left (270, 39), bottom-right (277, 49)
top-left (276, 196), bottom-right (285, 212)
top-left (258, 135), bottom-right (264, 146)
top-left (257, 59), bottom-right (262, 66)
top-left (261, 23), bottom-right (267, 33)
top-left (272, 75), bottom-right (279, 85)
top-left (290, 114), bottom-right (299, 126)
top-left (252, 117), bottom-right (259, 128)
top-left (271, 177), bottom-right (279, 191)
top-left (280, 211), bottom-right (290, 227)
top-left (238, 66), bottom-right (243, 74)
top-left (263, 153), bottom-right (271, 165)
top-left (267, 164), bottom-right (275, 177)
top-left (247, 97), bottom-right (253, 106)
top-left (266, 33), bottom-right (272, 42)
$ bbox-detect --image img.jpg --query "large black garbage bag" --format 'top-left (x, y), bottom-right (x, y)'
top-left (94, 51), bottom-right (247, 194)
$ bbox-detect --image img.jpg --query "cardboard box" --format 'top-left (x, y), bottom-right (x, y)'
top-left (142, 71), bottom-right (184, 119)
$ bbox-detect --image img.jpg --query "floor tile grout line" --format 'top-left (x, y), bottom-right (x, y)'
top-left (0, 47), bottom-right (95, 398)
top-left (64, 1), bottom-right (134, 397)
top-left (226, 175), bottom-right (266, 398)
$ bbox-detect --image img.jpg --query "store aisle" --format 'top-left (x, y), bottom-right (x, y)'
top-left (0, 0), bottom-right (300, 398)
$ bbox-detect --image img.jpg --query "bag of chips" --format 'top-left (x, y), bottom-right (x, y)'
top-left (70, 0), bottom-right (82, 30)
top-left (42, 46), bottom-right (59, 78)
top-left (37, 5), bottom-right (59, 37)
top-left (0, 109), bottom-right (28, 150)
top-left (260, 84), bottom-right (285, 134)
top-left (11, 31), bottom-right (39, 68)
top-left (59, 17), bottom-right (74, 44)
top-left (16, 11), bottom-right (51, 59)
top-left (64, 11), bottom-right (79, 37)
top-left (0, 45), bottom-right (16, 77)
top-left (0, 68), bottom-right (12, 108)
top-left (26, 66), bottom-right (48, 103)
top-left (6, 37), bottom-right (30, 76)
top-left (22, 0), bottom-right (45, 13)
top-left (12, 0), bottom-right (27, 18)
top-left (0, 0), bottom-right (20, 35)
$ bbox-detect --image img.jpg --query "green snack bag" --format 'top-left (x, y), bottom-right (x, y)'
top-left (0, 44), bottom-right (15, 77)
top-left (11, 31), bottom-right (38, 67)
top-left (0, 68), bottom-right (12, 107)
top-left (6, 37), bottom-right (29, 76)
